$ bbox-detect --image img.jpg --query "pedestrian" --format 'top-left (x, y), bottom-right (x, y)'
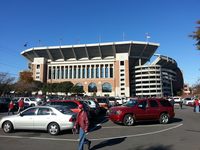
top-left (74, 104), bottom-right (91, 150)
top-left (8, 100), bottom-right (14, 115)
top-left (194, 96), bottom-right (199, 113)
top-left (179, 99), bottom-right (183, 109)
top-left (18, 98), bottom-right (24, 113)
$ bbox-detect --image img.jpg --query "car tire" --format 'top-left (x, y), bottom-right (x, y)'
top-left (123, 114), bottom-right (135, 126)
top-left (3, 121), bottom-right (14, 133)
top-left (47, 122), bottom-right (60, 135)
top-left (159, 113), bottom-right (169, 124)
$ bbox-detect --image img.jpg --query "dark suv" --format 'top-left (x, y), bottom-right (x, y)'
top-left (108, 98), bottom-right (175, 126)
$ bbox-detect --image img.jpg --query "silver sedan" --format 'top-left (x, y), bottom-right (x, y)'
top-left (0, 105), bottom-right (76, 135)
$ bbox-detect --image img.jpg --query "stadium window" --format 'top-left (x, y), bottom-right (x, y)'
top-left (110, 65), bottom-right (113, 78)
top-left (65, 67), bottom-right (68, 79)
top-left (105, 65), bottom-right (108, 78)
top-left (96, 66), bottom-right (99, 78)
top-left (102, 82), bottom-right (112, 92)
top-left (87, 66), bottom-right (90, 78)
top-left (37, 65), bottom-right (40, 69)
top-left (120, 61), bottom-right (124, 66)
top-left (91, 66), bottom-right (94, 78)
top-left (82, 67), bottom-right (85, 78)
top-left (48, 67), bottom-right (51, 79)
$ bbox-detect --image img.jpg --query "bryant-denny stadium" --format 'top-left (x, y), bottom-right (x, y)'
top-left (21, 40), bottom-right (183, 97)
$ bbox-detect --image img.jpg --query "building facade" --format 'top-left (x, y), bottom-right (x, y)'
top-left (21, 41), bottom-right (183, 97)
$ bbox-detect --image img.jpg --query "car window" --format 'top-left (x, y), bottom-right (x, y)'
top-left (123, 100), bottom-right (138, 107)
top-left (149, 100), bottom-right (159, 107)
top-left (65, 102), bottom-right (78, 109)
top-left (54, 106), bottom-right (72, 114)
top-left (160, 100), bottom-right (172, 107)
top-left (22, 108), bottom-right (37, 116)
top-left (138, 100), bottom-right (147, 108)
top-left (37, 108), bottom-right (52, 115)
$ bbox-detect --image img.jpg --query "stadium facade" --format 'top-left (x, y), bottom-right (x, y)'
top-left (21, 41), bottom-right (183, 97)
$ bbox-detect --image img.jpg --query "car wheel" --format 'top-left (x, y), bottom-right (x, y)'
top-left (48, 122), bottom-right (60, 135)
top-left (159, 113), bottom-right (169, 124)
top-left (123, 114), bottom-right (135, 126)
top-left (3, 121), bottom-right (13, 133)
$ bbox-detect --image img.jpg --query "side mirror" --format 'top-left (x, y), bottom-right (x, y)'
top-left (19, 113), bottom-right (24, 117)
top-left (138, 104), bottom-right (143, 108)
top-left (138, 104), bottom-right (145, 109)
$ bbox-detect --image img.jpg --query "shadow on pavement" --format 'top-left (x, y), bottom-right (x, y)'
top-left (132, 144), bottom-right (173, 150)
top-left (90, 137), bottom-right (126, 150)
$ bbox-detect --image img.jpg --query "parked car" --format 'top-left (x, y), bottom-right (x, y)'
top-left (95, 97), bottom-right (111, 112)
top-left (0, 97), bottom-right (11, 111)
top-left (173, 96), bottom-right (182, 103)
top-left (0, 105), bottom-right (76, 135)
top-left (108, 98), bottom-right (175, 126)
top-left (45, 100), bottom-right (92, 119)
top-left (183, 97), bottom-right (194, 105)
top-left (81, 99), bottom-right (101, 117)
top-left (22, 97), bottom-right (38, 107)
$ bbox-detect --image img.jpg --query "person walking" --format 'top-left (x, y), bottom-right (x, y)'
top-left (194, 96), bottom-right (199, 113)
top-left (8, 100), bottom-right (14, 115)
top-left (74, 104), bottom-right (91, 150)
top-left (17, 98), bottom-right (24, 113)
top-left (179, 98), bottom-right (183, 109)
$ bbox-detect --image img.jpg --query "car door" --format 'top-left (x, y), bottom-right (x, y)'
top-left (34, 107), bottom-right (54, 130)
top-left (135, 100), bottom-right (150, 120)
top-left (147, 100), bottom-right (160, 119)
top-left (14, 107), bottom-right (37, 129)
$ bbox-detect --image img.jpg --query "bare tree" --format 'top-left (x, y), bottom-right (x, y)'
top-left (0, 72), bottom-right (15, 96)
top-left (190, 20), bottom-right (200, 50)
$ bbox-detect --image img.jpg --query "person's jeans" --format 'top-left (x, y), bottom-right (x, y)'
top-left (196, 105), bottom-right (199, 113)
top-left (78, 128), bottom-right (90, 150)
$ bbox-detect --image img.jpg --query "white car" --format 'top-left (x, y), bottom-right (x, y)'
top-left (183, 97), bottom-right (194, 105)
top-left (173, 96), bottom-right (182, 103)
top-left (21, 97), bottom-right (38, 106)
top-left (0, 106), bottom-right (76, 135)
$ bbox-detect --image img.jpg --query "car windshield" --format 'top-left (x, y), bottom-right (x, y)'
top-left (123, 100), bottom-right (138, 107)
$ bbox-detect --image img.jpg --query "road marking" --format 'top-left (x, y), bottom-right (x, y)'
top-left (0, 123), bottom-right (183, 142)
top-left (91, 123), bottom-right (183, 141)
top-left (102, 123), bottom-right (181, 129)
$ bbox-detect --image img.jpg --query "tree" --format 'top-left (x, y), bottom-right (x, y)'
top-left (60, 81), bottom-right (74, 95)
top-left (0, 72), bottom-right (15, 96)
top-left (71, 85), bottom-right (84, 94)
top-left (190, 20), bottom-right (200, 50)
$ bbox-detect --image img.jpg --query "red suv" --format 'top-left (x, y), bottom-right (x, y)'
top-left (108, 98), bottom-right (175, 126)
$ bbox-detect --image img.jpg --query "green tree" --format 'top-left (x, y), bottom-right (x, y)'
top-left (190, 20), bottom-right (200, 50)
top-left (60, 81), bottom-right (74, 95)
top-left (71, 85), bottom-right (84, 94)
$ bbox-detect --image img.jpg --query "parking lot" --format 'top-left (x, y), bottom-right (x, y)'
top-left (0, 105), bottom-right (200, 150)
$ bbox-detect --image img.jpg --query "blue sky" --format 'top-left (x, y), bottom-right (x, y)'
top-left (0, 0), bottom-right (199, 85)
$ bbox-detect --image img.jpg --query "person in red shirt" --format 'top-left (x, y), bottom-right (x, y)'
top-left (18, 98), bottom-right (24, 113)
top-left (8, 100), bottom-right (14, 115)
top-left (194, 96), bottom-right (199, 113)
top-left (74, 104), bottom-right (91, 150)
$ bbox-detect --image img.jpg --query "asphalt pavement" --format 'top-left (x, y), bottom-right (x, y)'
top-left (0, 104), bottom-right (200, 150)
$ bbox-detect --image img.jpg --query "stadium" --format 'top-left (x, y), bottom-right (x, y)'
top-left (21, 40), bottom-right (183, 97)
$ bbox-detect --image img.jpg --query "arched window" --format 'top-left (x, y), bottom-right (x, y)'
top-left (88, 83), bottom-right (97, 92)
top-left (75, 83), bottom-right (84, 91)
top-left (102, 82), bottom-right (112, 92)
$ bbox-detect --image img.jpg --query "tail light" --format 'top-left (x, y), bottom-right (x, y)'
top-left (69, 117), bottom-right (73, 122)
top-left (69, 115), bottom-right (76, 122)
